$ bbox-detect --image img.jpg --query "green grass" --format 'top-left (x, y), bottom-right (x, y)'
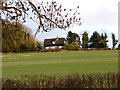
top-left (2, 50), bottom-right (118, 78)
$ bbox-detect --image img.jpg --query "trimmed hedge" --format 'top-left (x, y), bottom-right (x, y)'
top-left (62, 44), bottom-right (80, 51)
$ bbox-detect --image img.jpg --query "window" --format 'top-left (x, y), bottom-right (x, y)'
top-left (52, 41), bottom-right (55, 44)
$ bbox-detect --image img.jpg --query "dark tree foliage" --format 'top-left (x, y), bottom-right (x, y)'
top-left (99, 33), bottom-right (108, 48)
top-left (0, 0), bottom-right (81, 36)
top-left (82, 32), bottom-right (89, 48)
top-left (66, 31), bottom-right (80, 46)
top-left (111, 33), bottom-right (118, 49)
top-left (89, 31), bottom-right (108, 48)
top-left (89, 31), bottom-right (101, 48)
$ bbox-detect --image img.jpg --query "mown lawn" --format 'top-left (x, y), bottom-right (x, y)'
top-left (2, 50), bottom-right (118, 78)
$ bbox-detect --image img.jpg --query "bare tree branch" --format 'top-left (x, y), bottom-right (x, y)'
top-left (0, 0), bottom-right (81, 37)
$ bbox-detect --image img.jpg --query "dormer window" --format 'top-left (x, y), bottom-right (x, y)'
top-left (52, 41), bottom-right (55, 44)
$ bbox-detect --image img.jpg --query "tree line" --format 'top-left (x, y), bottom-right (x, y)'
top-left (2, 19), bottom-right (118, 53)
top-left (66, 31), bottom-right (118, 49)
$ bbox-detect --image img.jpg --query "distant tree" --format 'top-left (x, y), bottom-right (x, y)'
top-left (111, 33), bottom-right (118, 49)
top-left (98, 33), bottom-right (108, 48)
top-left (82, 32), bottom-right (89, 48)
top-left (2, 20), bottom-right (24, 52)
top-left (89, 31), bottom-right (101, 48)
top-left (66, 31), bottom-right (80, 46)
top-left (89, 32), bottom-right (109, 48)
top-left (2, 19), bottom-right (37, 52)
top-left (0, 0), bottom-right (81, 36)
top-left (22, 25), bottom-right (32, 40)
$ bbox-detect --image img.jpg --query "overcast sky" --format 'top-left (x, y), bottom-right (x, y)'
top-left (24, 0), bottom-right (119, 48)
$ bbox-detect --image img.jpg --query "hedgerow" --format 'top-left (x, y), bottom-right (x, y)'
top-left (2, 72), bottom-right (119, 88)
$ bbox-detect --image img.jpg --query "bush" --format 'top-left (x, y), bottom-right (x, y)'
top-left (62, 44), bottom-right (80, 51)
top-left (19, 44), bottom-right (29, 52)
top-left (2, 72), bottom-right (120, 88)
top-left (29, 44), bottom-right (39, 52)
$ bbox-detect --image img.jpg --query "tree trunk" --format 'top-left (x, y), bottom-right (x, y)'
top-left (8, 26), bottom-right (17, 53)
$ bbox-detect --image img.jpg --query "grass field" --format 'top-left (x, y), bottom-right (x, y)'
top-left (2, 50), bottom-right (118, 78)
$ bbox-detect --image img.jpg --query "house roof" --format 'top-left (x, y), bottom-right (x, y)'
top-left (44, 37), bottom-right (65, 47)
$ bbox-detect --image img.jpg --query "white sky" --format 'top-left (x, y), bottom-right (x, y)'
top-left (25, 0), bottom-right (119, 48)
